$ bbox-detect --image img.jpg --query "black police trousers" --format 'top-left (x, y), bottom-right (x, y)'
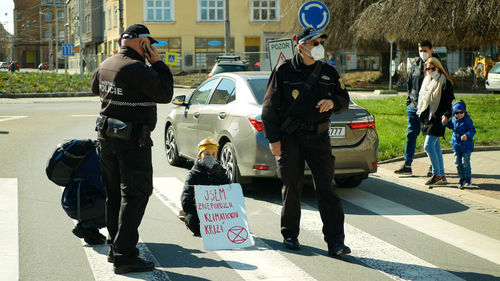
top-left (277, 131), bottom-right (345, 245)
top-left (99, 140), bottom-right (153, 264)
top-left (184, 212), bottom-right (201, 236)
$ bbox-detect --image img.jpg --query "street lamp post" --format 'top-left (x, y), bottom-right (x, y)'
top-left (224, 0), bottom-right (230, 55)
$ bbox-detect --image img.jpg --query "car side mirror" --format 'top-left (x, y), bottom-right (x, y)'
top-left (172, 95), bottom-right (186, 106)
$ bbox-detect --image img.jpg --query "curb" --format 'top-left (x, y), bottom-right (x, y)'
top-left (0, 92), bottom-right (94, 98)
top-left (376, 166), bottom-right (500, 211)
top-left (379, 146), bottom-right (500, 164)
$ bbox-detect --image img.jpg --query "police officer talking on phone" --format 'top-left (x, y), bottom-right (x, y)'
top-left (91, 24), bottom-right (173, 274)
top-left (262, 27), bottom-right (351, 257)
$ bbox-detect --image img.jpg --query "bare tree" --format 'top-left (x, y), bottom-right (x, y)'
top-left (349, 0), bottom-right (500, 49)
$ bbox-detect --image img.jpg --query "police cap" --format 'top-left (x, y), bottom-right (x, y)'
top-left (121, 24), bottom-right (158, 44)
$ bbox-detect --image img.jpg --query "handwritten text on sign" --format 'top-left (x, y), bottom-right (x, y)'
top-left (195, 184), bottom-right (254, 250)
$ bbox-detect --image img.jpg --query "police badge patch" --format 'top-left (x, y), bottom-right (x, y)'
top-left (338, 78), bottom-right (346, 90)
top-left (292, 89), bottom-right (300, 99)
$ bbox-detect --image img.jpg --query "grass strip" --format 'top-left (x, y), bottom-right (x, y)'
top-left (353, 95), bottom-right (500, 161)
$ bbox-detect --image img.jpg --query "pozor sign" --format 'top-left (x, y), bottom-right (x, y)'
top-left (195, 183), bottom-right (255, 250)
top-left (267, 38), bottom-right (295, 70)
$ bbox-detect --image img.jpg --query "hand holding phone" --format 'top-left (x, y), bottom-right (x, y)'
top-left (141, 41), bottom-right (160, 64)
top-left (142, 41), bottom-right (151, 58)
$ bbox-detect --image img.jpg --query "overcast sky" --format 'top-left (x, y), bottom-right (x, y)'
top-left (0, 0), bottom-right (14, 34)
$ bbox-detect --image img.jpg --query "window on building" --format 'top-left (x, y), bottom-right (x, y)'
top-left (154, 38), bottom-right (182, 69)
top-left (198, 0), bottom-right (224, 21)
top-left (107, 8), bottom-right (111, 29)
top-left (85, 15), bottom-right (91, 33)
top-left (113, 4), bottom-right (117, 27)
top-left (251, 0), bottom-right (279, 21)
top-left (144, 0), bottom-right (174, 22)
top-left (195, 37), bottom-right (234, 70)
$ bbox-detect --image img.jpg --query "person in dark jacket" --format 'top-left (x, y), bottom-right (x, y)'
top-left (91, 24), bottom-right (174, 274)
top-left (417, 57), bottom-right (455, 186)
top-left (443, 100), bottom-right (476, 188)
top-left (181, 138), bottom-right (230, 236)
top-left (261, 27), bottom-right (351, 257)
top-left (396, 40), bottom-right (444, 175)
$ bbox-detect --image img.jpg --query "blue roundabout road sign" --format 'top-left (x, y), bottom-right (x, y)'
top-left (298, 1), bottom-right (330, 31)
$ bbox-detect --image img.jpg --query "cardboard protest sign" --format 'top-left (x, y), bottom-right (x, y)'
top-left (194, 183), bottom-right (254, 250)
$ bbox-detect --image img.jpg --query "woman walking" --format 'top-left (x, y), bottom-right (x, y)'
top-left (417, 57), bottom-right (455, 187)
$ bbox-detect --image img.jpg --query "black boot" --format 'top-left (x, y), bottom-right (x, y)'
top-left (328, 243), bottom-right (351, 257)
top-left (114, 257), bottom-right (155, 274)
top-left (107, 242), bottom-right (114, 263)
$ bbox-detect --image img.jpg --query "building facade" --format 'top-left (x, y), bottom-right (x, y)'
top-left (66, 0), bottom-right (104, 71)
top-left (0, 24), bottom-right (13, 62)
top-left (13, 0), bottom-right (65, 68)
top-left (99, 0), bottom-right (299, 72)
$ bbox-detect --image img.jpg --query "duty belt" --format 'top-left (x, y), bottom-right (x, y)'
top-left (297, 120), bottom-right (330, 135)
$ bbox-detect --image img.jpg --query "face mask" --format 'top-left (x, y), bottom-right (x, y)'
top-left (428, 71), bottom-right (440, 80)
top-left (201, 156), bottom-right (216, 169)
top-left (306, 44), bottom-right (325, 61)
top-left (419, 51), bottom-right (430, 62)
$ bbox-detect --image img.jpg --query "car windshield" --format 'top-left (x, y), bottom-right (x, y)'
top-left (490, 63), bottom-right (500, 74)
top-left (215, 64), bottom-right (249, 73)
top-left (247, 78), bottom-right (269, 104)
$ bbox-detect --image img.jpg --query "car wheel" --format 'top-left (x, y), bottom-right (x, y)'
top-left (165, 125), bottom-right (184, 166)
top-left (220, 142), bottom-right (240, 183)
top-left (335, 176), bottom-right (363, 188)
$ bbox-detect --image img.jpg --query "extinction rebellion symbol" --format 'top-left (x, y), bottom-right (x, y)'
top-left (227, 226), bottom-right (249, 244)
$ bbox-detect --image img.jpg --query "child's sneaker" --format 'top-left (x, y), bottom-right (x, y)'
top-left (178, 210), bottom-right (185, 221)
top-left (458, 178), bottom-right (465, 189)
top-left (435, 176), bottom-right (448, 185)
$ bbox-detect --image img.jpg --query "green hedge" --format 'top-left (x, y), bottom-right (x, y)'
top-left (0, 72), bottom-right (92, 93)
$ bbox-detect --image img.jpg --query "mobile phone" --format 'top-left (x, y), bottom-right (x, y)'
top-left (142, 42), bottom-right (151, 57)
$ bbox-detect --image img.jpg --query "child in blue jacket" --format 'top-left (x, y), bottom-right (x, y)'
top-left (443, 100), bottom-right (476, 188)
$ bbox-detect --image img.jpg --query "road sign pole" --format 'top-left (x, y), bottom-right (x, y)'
top-left (389, 42), bottom-right (393, 90)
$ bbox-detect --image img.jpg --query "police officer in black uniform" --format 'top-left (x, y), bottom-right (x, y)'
top-left (262, 27), bottom-right (351, 256)
top-left (91, 24), bottom-right (174, 274)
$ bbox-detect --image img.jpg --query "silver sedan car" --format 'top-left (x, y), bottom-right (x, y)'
top-left (164, 71), bottom-right (378, 187)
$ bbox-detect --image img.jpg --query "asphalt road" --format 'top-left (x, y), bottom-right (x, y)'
top-left (1, 96), bottom-right (500, 281)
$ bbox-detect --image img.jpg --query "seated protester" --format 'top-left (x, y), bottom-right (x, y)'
top-left (180, 138), bottom-right (230, 236)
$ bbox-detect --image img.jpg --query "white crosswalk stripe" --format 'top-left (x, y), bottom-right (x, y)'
top-left (0, 116), bottom-right (27, 122)
top-left (338, 188), bottom-right (500, 266)
top-left (0, 179), bottom-right (19, 281)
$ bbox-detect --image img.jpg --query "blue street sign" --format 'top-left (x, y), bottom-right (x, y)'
top-left (62, 43), bottom-right (75, 56)
top-left (298, 1), bottom-right (330, 31)
top-left (208, 40), bottom-right (222, 47)
top-left (153, 41), bottom-right (167, 47)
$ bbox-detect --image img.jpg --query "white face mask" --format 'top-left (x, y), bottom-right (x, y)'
top-left (201, 156), bottom-right (217, 169)
top-left (305, 44), bottom-right (325, 61)
top-left (428, 71), bottom-right (440, 80)
top-left (419, 51), bottom-right (430, 62)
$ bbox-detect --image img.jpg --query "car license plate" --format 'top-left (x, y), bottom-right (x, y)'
top-left (329, 126), bottom-right (345, 138)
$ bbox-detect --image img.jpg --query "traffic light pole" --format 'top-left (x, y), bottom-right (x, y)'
top-left (55, 5), bottom-right (59, 72)
top-left (39, 7), bottom-right (43, 65)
